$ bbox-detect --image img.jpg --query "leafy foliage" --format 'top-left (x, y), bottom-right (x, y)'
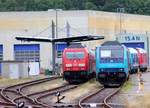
top-left (0, 0), bottom-right (149, 15)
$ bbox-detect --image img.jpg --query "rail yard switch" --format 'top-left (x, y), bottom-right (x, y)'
top-left (56, 91), bottom-right (60, 97)
top-left (55, 91), bottom-right (65, 103)
top-left (17, 101), bottom-right (25, 108)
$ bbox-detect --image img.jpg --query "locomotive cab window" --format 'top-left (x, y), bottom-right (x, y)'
top-left (100, 49), bottom-right (124, 58)
top-left (66, 52), bottom-right (85, 59)
top-left (101, 50), bottom-right (111, 57)
top-left (99, 47), bottom-right (124, 63)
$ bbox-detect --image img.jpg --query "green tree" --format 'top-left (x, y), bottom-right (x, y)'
top-left (85, 2), bottom-right (97, 10)
top-left (0, 0), bottom-right (149, 15)
top-left (24, 0), bottom-right (36, 11)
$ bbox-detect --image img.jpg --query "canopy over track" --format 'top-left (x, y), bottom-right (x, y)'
top-left (16, 35), bottom-right (104, 74)
top-left (16, 35), bottom-right (104, 43)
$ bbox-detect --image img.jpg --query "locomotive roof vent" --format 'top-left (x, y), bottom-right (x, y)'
top-left (68, 43), bottom-right (86, 48)
top-left (101, 41), bottom-right (122, 46)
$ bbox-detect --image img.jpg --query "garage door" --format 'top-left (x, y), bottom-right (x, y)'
top-left (14, 44), bottom-right (40, 62)
top-left (122, 42), bottom-right (144, 49)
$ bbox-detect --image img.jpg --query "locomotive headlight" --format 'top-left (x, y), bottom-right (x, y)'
top-left (100, 69), bottom-right (104, 72)
top-left (66, 64), bottom-right (72, 67)
top-left (119, 68), bottom-right (124, 72)
top-left (78, 63), bottom-right (85, 67)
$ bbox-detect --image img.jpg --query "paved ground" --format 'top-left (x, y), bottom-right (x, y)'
top-left (123, 72), bottom-right (150, 99)
top-left (109, 71), bottom-right (150, 108)
top-left (121, 71), bottom-right (150, 108)
top-left (124, 72), bottom-right (150, 108)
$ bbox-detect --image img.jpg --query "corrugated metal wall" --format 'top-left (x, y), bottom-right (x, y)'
top-left (1, 61), bottom-right (29, 79)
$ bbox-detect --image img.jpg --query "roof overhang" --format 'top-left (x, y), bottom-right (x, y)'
top-left (16, 35), bottom-right (104, 43)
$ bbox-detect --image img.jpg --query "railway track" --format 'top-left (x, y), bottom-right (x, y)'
top-left (78, 87), bottom-right (126, 108)
top-left (11, 84), bottom-right (78, 107)
top-left (0, 76), bottom-right (61, 107)
top-left (0, 76), bottom-right (126, 108)
top-left (36, 84), bottom-right (78, 107)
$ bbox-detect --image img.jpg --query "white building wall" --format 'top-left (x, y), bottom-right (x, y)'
top-left (0, 10), bottom-right (150, 69)
top-left (0, 11), bottom-right (89, 69)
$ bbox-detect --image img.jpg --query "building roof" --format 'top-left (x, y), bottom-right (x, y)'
top-left (128, 48), bottom-right (138, 54)
top-left (101, 41), bottom-right (122, 46)
top-left (136, 48), bottom-right (147, 53)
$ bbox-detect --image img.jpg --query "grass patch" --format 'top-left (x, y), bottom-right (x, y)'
top-left (88, 78), bottom-right (96, 83)
top-left (122, 79), bottom-right (133, 92)
top-left (0, 74), bottom-right (47, 87)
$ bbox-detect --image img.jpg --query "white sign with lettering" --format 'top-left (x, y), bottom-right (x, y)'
top-left (125, 36), bottom-right (141, 41)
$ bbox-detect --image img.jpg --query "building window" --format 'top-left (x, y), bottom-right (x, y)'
top-left (55, 43), bottom-right (67, 58)
top-left (57, 51), bottom-right (63, 58)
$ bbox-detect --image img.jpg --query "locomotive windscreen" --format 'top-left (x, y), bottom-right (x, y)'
top-left (99, 47), bottom-right (124, 63)
top-left (66, 52), bottom-right (85, 59)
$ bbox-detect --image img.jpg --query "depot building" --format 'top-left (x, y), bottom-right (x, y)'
top-left (117, 34), bottom-right (149, 54)
top-left (0, 10), bottom-right (150, 72)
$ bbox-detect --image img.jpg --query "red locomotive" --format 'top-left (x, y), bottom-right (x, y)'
top-left (62, 43), bottom-right (95, 83)
top-left (136, 48), bottom-right (148, 72)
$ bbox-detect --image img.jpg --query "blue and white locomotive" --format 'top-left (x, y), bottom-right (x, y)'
top-left (96, 41), bottom-right (130, 86)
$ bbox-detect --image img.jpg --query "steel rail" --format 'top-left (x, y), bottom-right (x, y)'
top-left (36, 85), bottom-right (78, 107)
top-left (78, 87), bottom-right (104, 108)
top-left (78, 87), bottom-right (124, 108)
top-left (0, 76), bottom-right (61, 107)
top-left (103, 87), bottom-right (121, 108)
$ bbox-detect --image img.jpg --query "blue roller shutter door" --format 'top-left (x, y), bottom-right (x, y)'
top-left (14, 44), bottom-right (40, 62)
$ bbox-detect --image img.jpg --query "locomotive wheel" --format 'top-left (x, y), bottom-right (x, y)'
top-left (104, 84), bottom-right (109, 88)
top-left (135, 69), bottom-right (138, 73)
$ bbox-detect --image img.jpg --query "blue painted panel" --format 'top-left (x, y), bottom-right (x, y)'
top-left (14, 44), bottom-right (40, 51)
top-left (55, 43), bottom-right (67, 51)
top-left (122, 42), bottom-right (144, 49)
top-left (0, 63), bottom-right (1, 75)
top-left (0, 45), bottom-right (3, 51)
top-left (0, 45), bottom-right (3, 62)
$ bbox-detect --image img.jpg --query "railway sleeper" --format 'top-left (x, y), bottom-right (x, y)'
top-left (81, 103), bottom-right (103, 107)
top-left (53, 103), bottom-right (77, 107)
